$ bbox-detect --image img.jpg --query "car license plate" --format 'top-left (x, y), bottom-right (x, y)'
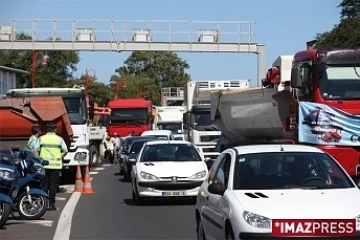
top-left (162, 191), bottom-right (186, 197)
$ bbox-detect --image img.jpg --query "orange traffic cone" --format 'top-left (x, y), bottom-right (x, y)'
top-left (82, 166), bottom-right (94, 194)
top-left (73, 165), bottom-right (84, 192)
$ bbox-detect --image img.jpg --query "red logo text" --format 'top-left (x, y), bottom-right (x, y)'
top-left (272, 219), bottom-right (356, 237)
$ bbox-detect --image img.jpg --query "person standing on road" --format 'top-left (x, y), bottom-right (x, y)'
top-left (34, 122), bottom-right (68, 211)
top-left (111, 133), bottom-right (122, 163)
top-left (27, 125), bottom-right (41, 154)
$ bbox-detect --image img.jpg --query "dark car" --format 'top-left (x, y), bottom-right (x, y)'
top-left (122, 138), bottom-right (155, 182)
top-left (119, 136), bottom-right (157, 174)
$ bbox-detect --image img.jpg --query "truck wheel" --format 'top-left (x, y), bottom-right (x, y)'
top-left (89, 144), bottom-right (99, 168)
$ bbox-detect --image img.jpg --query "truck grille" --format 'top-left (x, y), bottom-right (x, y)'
top-left (69, 135), bottom-right (79, 152)
top-left (200, 135), bottom-right (219, 142)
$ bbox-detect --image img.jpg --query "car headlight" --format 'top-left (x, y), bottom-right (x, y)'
top-left (139, 171), bottom-right (159, 180)
top-left (243, 211), bottom-right (271, 229)
top-left (0, 170), bottom-right (16, 181)
top-left (74, 152), bottom-right (87, 161)
top-left (189, 170), bottom-right (207, 179)
top-left (356, 215), bottom-right (360, 229)
top-left (33, 163), bottom-right (46, 175)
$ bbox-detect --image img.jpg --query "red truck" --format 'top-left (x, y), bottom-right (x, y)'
top-left (288, 47), bottom-right (360, 182)
top-left (107, 98), bottom-right (152, 137)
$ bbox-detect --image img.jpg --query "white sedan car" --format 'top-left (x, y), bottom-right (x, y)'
top-left (131, 140), bottom-right (209, 205)
top-left (196, 144), bottom-right (360, 240)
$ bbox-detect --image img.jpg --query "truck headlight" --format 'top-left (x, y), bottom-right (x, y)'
top-left (0, 170), bottom-right (16, 181)
top-left (189, 170), bottom-right (207, 179)
top-left (356, 215), bottom-right (360, 229)
top-left (74, 152), bottom-right (87, 161)
top-left (140, 171), bottom-right (159, 180)
top-left (243, 211), bottom-right (271, 229)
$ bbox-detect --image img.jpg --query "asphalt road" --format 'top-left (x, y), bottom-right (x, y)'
top-left (1, 163), bottom-right (198, 240)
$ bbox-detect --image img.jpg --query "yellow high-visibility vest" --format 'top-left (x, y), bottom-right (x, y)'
top-left (39, 134), bottom-right (63, 169)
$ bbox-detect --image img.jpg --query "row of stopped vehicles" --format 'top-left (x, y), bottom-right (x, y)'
top-left (211, 47), bottom-right (360, 184)
top-left (0, 87), bottom-right (153, 181)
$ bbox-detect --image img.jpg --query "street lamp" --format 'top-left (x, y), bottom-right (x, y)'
top-left (85, 68), bottom-right (96, 97)
top-left (115, 77), bottom-right (127, 99)
top-left (31, 51), bottom-right (47, 88)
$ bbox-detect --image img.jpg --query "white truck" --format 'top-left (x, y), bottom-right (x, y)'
top-left (6, 87), bottom-right (108, 179)
top-left (153, 106), bottom-right (185, 140)
top-left (183, 80), bottom-right (251, 160)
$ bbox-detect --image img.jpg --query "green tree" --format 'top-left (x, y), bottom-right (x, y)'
top-left (339, 0), bottom-right (360, 19)
top-left (316, 0), bottom-right (360, 47)
top-left (0, 32), bottom-right (80, 87)
top-left (115, 51), bottom-right (191, 105)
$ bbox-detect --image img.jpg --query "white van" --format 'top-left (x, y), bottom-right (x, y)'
top-left (141, 130), bottom-right (174, 140)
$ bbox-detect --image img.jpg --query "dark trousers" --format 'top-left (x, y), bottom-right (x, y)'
top-left (42, 169), bottom-right (60, 205)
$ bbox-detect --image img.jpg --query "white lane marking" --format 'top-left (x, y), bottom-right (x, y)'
top-left (56, 197), bottom-right (67, 201)
top-left (102, 164), bottom-right (111, 167)
top-left (7, 219), bottom-right (53, 227)
top-left (53, 192), bottom-right (81, 240)
top-left (94, 167), bottom-right (105, 171)
top-left (89, 171), bottom-right (98, 175)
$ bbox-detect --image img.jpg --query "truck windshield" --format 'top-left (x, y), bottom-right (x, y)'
top-left (191, 111), bottom-right (212, 127)
top-left (110, 108), bottom-right (148, 125)
top-left (63, 97), bottom-right (87, 124)
top-left (319, 66), bottom-right (360, 100)
top-left (158, 123), bottom-right (182, 134)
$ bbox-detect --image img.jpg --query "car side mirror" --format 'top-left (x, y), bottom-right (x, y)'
top-left (208, 182), bottom-right (225, 196)
top-left (204, 157), bottom-right (212, 162)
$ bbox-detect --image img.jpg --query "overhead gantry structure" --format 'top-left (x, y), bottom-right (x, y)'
top-left (0, 19), bottom-right (266, 86)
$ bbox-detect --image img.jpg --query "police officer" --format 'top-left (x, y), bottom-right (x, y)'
top-left (34, 122), bottom-right (68, 211)
top-left (27, 125), bottom-right (41, 153)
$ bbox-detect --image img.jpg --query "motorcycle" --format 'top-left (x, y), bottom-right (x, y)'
top-left (0, 152), bottom-right (19, 228)
top-left (13, 148), bottom-right (49, 220)
top-left (103, 142), bottom-right (115, 164)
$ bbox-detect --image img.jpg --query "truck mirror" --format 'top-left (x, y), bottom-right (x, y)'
top-left (314, 61), bottom-right (327, 73)
top-left (89, 98), bottom-right (95, 121)
top-left (290, 67), bottom-right (301, 89)
top-left (291, 64), bottom-right (310, 89)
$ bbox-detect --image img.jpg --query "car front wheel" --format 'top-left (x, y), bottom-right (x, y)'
top-left (197, 217), bottom-right (206, 240)
top-left (225, 225), bottom-right (235, 240)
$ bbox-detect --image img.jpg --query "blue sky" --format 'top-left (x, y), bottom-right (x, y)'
top-left (1, 0), bottom-right (340, 87)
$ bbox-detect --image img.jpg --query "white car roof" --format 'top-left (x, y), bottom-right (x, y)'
top-left (233, 144), bottom-right (324, 155)
top-left (141, 130), bottom-right (172, 135)
top-left (144, 140), bottom-right (192, 146)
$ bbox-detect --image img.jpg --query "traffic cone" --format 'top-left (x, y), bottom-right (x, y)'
top-left (73, 165), bottom-right (84, 192)
top-left (82, 166), bottom-right (94, 194)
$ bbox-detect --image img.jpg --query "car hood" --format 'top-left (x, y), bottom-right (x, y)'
top-left (232, 188), bottom-right (360, 219)
top-left (137, 161), bottom-right (206, 178)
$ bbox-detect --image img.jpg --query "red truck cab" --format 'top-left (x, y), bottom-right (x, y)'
top-left (107, 98), bottom-right (152, 137)
top-left (290, 47), bottom-right (360, 180)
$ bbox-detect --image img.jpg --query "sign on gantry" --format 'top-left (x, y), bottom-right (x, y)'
top-left (0, 19), bottom-right (266, 86)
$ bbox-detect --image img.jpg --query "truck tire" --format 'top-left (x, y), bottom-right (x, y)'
top-left (89, 144), bottom-right (99, 168)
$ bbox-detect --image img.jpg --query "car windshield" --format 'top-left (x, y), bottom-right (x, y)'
top-left (153, 135), bottom-right (169, 140)
top-left (233, 152), bottom-right (354, 190)
top-left (130, 141), bottom-right (149, 154)
top-left (319, 66), bottom-right (360, 100)
top-left (140, 144), bottom-right (202, 162)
